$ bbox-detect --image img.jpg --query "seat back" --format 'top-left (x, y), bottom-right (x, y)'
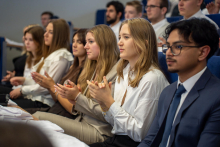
top-left (0, 37), bottom-right (7, 80)
top-left (206, 14), bottom-right (220, 28)
top-left (158, 52), bottom-right (178, 84)
top-left (207, 56), bottom-right (220, 79)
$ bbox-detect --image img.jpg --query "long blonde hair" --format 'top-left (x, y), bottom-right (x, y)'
top-left (78, 24), bottom-right (120, 97)
top-left (36, 19), bottom-right (70, 72)
top-left (117, 18), bottom-right (160, 87)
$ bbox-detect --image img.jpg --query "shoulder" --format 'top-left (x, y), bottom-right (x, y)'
top-left (45, 48), bottom-right (73, 62)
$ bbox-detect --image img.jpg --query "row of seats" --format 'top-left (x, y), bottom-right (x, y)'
top-left (96, 9), bottom-right (220, 28)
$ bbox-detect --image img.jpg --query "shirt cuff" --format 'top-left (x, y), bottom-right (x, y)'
top-left (23, 77), bottom-right (35, 85)
top-left (106, 102), bottom-right (121, 117)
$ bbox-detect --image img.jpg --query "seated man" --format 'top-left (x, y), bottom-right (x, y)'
top-left (124, 1), bottom-right (143, 19)
top-left (146, 0), bottom-right (169, 43)
top-left (138, 18), bottom-right (220, 147)
top-left (179, 0), bottom-right (219, 29)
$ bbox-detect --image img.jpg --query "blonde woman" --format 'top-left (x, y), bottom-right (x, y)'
top-left (88, 18), bottom-right (169, 147)
top-left (10, 19), bottom-right (73, 109)
top-left (33, 24), bottom-right (120, 144)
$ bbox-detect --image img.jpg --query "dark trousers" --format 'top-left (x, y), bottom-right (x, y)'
top-left (90, 135), bottom-right (140, 147)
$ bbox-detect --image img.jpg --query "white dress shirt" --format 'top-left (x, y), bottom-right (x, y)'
top-left (21, 48), bottom-right (74, 107)
top-left (104, 63), bottom-right (169, 142)
top-left (152, 19), bottom-right (170, 43)
top-left (166, 66), bottom-right (207, 147)
top-left (185, 10), bottom-right (219, 29)
top-left (110, 21), bottom-right (122, 43)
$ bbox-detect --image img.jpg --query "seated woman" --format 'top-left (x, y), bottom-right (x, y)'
top-left (33, 24), bottom-right (120, 144)
top-left (0, 26), bottom-right (44, 94)
top-left (86, 18), bottom-right (169, 147)
top-left (0, 25), bottom-right (41, 89)
top-left (9, 19), bottom-right (73, 109)
top-left (31, 29), bottom-right (87, 119)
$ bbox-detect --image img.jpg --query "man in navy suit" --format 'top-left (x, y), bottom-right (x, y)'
top-left (138, 18), bottom-right (220, 147)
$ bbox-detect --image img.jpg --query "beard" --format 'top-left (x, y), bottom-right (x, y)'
top-left (106, 16), bottom-right (117, 24)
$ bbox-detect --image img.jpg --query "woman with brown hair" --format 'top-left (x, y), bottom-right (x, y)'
top-left (10, 19), bottom-right (73, 109)
top-left (33, 24), bottom-right (120, 144)
top-left (88, 18), bottom-right (169, 147)
top-left (0, 25), bottom-right (44, 94)
top-left (31, 29), bottom-right (87, 118)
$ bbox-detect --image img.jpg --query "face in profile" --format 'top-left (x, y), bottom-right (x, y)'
top-left (118, 24), bottom-right (140, 63)
top-left (24, 33), bottom-right (38, 53)
top-left (106, 5), bottom-right (118, 24)
top-left (84, 32), bottom-right (100, 60)
top-left (125, 5), bottom-right (139, 19)
top-left (146, 0), bottom-right (163, 22)
top-left (178, 0), bottom-right (201, 19)
top-left (72, 34), bottom-right (86, 57)
top-left (44, 23), bottom-right (53, 46)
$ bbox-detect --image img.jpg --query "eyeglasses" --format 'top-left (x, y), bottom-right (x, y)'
top-left (162, 44), bottom-right (201, 56)
top-left (145, 5), bottom-right (162, 9)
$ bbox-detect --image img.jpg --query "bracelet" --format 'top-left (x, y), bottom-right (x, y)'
top-left (75, 92), bottom-right (81, 101)
top-left (20, 88), bottom-right (23, 95)
top-left (56, 93), bottom-right (59, 100)
top-left (100, 105), bottom-right (109, 115)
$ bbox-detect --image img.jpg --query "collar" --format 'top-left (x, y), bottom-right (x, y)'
top-left (177, 66), bottom-right (207, 92)
top-left (152, 18), bottom-right (168, 32)
top-left (185, 10), bottom-right (202, 20)
top-left (111, 21), bottom-right (122, 29)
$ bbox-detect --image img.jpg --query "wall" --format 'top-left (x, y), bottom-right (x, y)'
top-left (0, 0), bottom-right (133, 42)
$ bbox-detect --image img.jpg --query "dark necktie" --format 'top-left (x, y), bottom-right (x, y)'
top-left (160, 84), bottom-right (186, 147)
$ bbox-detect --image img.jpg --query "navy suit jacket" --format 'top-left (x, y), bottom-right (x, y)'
top-left (138, 69), bottom-right (220, 147)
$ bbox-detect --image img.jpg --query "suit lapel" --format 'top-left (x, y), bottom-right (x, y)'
top-left (159, 82), bottom-right (177, 127)
top-left (168, 69), bottom-right (212, 146)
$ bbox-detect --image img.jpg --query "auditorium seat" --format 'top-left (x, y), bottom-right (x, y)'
top-left (158, 52), bottom-right (178, 84)
top-left (0, 37), bottom-right (7, 80)
top-left (207, 56), bottom-right (220, 79)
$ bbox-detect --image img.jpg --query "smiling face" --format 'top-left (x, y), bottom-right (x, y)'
top-left (118, 24), bottom-right (140, 67)
top-left (84, 32), bottom-right (100, 60)
top-left (24, 33), bottom-right (38, 53)
top-left (72, 34), bottom-right (86, 58)
top-left (44, 23), bottom-right (53, 46)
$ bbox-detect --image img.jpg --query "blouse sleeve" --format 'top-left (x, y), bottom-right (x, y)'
top-left (21, 58), bottom-right (70, 95)
top-left (104, 74), bottom-right (167, 142)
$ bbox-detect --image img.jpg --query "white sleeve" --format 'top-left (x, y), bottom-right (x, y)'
top-left (22, 58), bottom-right (69, 95)
top-left (105, 77), bottom-right (162, 142)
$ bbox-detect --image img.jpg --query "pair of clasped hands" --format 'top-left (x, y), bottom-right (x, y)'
top-left (30, 72), bottom-right (114, 109)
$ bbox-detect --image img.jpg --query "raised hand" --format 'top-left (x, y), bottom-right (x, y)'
top-left (2, 71), bottom-right (15, 82)
top-left (10, 77), bottom-right (25, 86)
top-left (87, 76), bottom-right (114, 109)
top-left (54, 80), bottom-right (80, 101)
top-left (31, 71), bottom-right (55, 89)
top-left (207, 2), bottom-right (220, 14)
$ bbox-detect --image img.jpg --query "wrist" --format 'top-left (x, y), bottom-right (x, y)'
top-left (20, 88), bottom-right (23, 95)
top-left (104, 96), bottom-right (115, 109)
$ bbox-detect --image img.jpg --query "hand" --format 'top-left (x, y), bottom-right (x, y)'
top-left (207, 2), bottom-right (220, 14)
top-left (9, 88), bottom-right (22, 99)
top-left (2, 71), bottom-right (15, 82)
top-left (10, 77), bottom-right (25, 86)
top-left (54, 80), bottom-right (80, 101)
top-left (157, 37), bottom-right (166, 47)
top-left (87, 76), bottom-right (114, 108)
top-left (31, 71), bottom-right (55, 89)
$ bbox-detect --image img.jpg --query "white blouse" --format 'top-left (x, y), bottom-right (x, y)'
top-left (21, 48), bottom-right (74, 107)
top-left (104, 63), bottom-right (169, 142)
